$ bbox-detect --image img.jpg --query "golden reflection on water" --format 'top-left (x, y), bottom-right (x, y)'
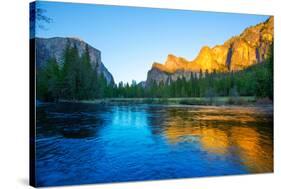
top-left (200, 128), bottom-right (229, 154)
top-left (163, 107), bottom-right (273, 173)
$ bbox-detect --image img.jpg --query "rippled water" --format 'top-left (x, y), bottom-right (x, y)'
top-left (35, 103), bottom-right (273, 186)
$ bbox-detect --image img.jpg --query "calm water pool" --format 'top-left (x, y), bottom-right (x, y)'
top-left (35, 103), bottom-right (273, 186)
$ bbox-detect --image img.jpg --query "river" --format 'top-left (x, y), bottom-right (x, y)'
top-left (35, 102), bottom-right (273, 186)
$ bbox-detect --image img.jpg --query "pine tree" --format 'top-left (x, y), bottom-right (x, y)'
top-left (62, 43), bottom-right (80, 99)
top-left (37, 58), bottom-right (60, 101)
top-left (80, 45), bottom-right (95, 99)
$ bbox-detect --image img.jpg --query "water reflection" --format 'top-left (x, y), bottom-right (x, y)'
top-left (159, 106), bottom-right (273, 173)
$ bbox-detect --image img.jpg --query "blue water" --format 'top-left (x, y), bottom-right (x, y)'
top-left (35, 103), bottom-right (273, 187)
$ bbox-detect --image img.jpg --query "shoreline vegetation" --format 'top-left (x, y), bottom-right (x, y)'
top-left (54, 96), bottom-right (273, 107)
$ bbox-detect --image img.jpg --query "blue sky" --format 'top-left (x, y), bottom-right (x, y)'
top-left (36, 1), bottom-right (270, 84)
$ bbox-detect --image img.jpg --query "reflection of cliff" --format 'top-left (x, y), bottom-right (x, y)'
top-left (162, 108), bottom-right (273, 173)
top-left (200, 128), bottom-right (229, 154)
top-left (231, 127), bottom-right (273, 173)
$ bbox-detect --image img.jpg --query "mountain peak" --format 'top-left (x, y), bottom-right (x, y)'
top-left (167, 54), bottom-right (177, 60)
top-left (147, 16), bottom-right (274, 84)
top-left (151, 16), bottom-right (273, 73)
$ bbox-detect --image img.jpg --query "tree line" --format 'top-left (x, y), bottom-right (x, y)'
top-left (37, 44), bottom-right (273, 101)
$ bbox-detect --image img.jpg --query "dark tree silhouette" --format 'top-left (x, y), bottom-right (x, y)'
top-left (30, 2), bottom-right (52, 38)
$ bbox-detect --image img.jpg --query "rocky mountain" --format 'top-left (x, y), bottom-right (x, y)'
top-left (146, 16), bottom-right (274, 85)
top-left (35, 37), bottom-right (114, 84)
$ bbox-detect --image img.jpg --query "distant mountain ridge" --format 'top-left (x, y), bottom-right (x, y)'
top-left (146, 16), bottom-right (273, 85)
top-left (35, 37), bottom-right (114, 84)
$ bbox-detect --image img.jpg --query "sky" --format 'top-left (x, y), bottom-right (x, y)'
top-left (35, 1), bottom-right (270, 84)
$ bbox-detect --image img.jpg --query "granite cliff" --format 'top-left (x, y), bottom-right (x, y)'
top-left (35, 37), bottom-right (114, 84)
top-left (146, 16), bottom-right (273, 85)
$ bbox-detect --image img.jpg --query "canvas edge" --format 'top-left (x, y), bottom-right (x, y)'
top-left (29, 1), bottom-right (36, 187)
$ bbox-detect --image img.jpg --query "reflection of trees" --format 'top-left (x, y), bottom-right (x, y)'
top-left (145, 106), bottom-right (170, 136)
top-left (149, 107), bottom-right (273, 173)
top-left (36, 103), bottom-right (107, 139)
top-left (36, 103), bottom-right (110, 184)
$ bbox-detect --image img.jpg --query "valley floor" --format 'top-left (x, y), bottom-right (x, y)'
top-left (59, 96), bottom-right (272, 106)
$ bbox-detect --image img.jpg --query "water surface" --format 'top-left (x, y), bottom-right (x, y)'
top-left (36, 103), bottom-right (273, 186)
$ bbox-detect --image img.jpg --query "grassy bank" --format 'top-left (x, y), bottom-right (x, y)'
top-left (59, 96), bottom-right (272, 106)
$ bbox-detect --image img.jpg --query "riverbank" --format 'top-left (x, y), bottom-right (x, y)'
top-left (58, 96), bottom-right (272, 106)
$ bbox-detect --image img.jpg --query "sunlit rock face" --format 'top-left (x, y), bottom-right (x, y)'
top-left (35, 37), bottom-right (114, 84)
top-left (146, 16), bottom-right (273, 85)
